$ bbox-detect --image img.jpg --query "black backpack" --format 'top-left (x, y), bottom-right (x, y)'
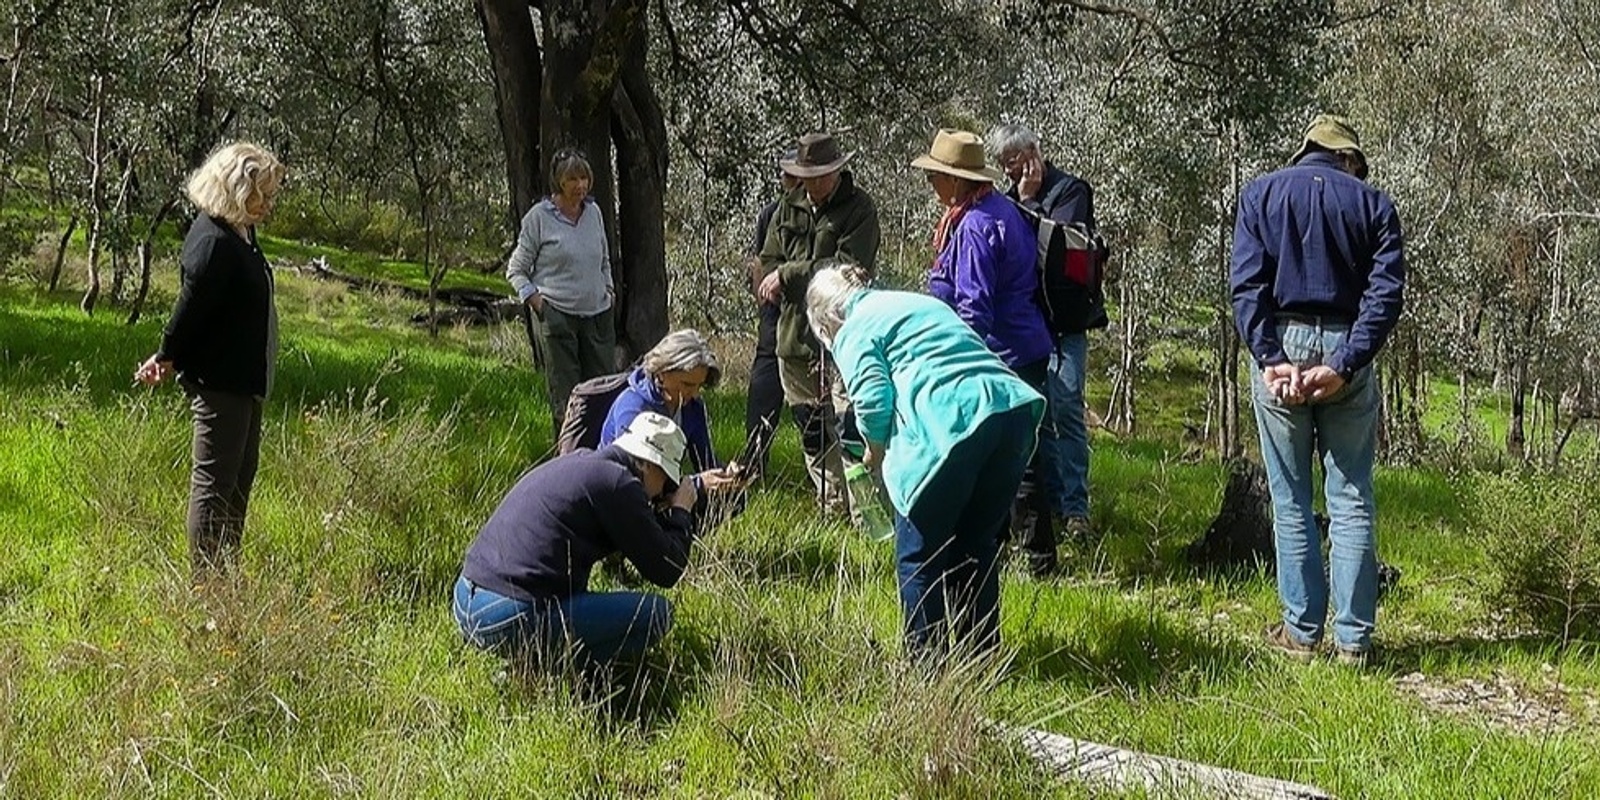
top-left (556, 371), bottom-right (631, 455)
top-left (1013, 202), bottom-right (1110, 334)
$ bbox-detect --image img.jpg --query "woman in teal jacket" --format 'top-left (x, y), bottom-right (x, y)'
top-left (806, 265), bottom-right (1045, 658)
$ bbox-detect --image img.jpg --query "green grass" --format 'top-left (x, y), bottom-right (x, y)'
top-left (2, 272), bottom-right (1597, 798)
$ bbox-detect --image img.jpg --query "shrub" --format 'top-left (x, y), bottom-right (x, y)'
top-left (1475, 455), bottom-right (1600, 641)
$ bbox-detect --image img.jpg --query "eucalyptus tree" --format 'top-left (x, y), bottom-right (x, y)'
top-left (968, 0), bottom-right (1337, 455)
top-left (1334, 0), bottom-right (1600, 464)
top-left (27, 0), bottom-right (225, 315)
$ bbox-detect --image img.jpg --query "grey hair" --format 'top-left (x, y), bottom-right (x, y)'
top-left (984, 123), bottom-right (1041, 160)
top-left (641, 329), bottom-right (721, 388)
top-left (550, 147), bottom-right (593, 188)
top-left (805, 260), bottom-right (870, 349)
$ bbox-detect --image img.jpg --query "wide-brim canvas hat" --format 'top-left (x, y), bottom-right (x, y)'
top-left (780, 133), bottom-right (855, 178)
top-left (613, 411), bottom-right (688, 485)
top-left (910, 128), bottom-right (1004, 183)
top-left (1290, 114), bottom-right (1367, 168)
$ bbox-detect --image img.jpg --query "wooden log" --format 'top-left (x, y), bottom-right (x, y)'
top-left (1014, 726), bottom-right (1335, 799)
top-left (293, 256), bottom-right (514, 327)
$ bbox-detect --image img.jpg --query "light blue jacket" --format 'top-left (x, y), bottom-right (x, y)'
top-left (830, 289), bottom-right (1045, 513)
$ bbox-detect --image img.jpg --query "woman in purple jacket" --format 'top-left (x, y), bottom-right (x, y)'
top-left (912, 128), bottom-right (1059, 576)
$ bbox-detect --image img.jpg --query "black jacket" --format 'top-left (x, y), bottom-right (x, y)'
top-left (157, 214), bottom-right (275, 396)
top-left (460, 446), bottom-right (697, 602)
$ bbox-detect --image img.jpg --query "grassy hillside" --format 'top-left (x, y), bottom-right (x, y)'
top-left (1, 258), bottom-right (1596, 798)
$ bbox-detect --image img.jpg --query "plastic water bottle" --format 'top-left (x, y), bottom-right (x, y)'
top-left (844, 463), bottom-right (894, 542)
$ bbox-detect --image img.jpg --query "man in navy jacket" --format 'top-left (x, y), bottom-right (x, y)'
top-left (986, 123), bottom-right (1100, 569)
top-left (1230, 115), bottom-right (1406, 667)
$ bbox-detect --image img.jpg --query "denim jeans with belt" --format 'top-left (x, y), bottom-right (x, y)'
top-left (1251, 318), bottom-right (1380, 653)
top-left (452, 575), bottom-right (673, 665)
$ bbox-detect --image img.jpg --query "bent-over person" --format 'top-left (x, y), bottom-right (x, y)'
top-left (452, 412), bottom-right (701, 667)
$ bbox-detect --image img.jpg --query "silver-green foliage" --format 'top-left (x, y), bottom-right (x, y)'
top-left (1476, 455), bottom-right (1600, 641)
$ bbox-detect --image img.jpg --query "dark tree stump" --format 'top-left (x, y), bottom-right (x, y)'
top-left (1188, 457), bottom-right (1401, 598)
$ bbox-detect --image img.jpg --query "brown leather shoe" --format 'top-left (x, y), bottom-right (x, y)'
top-left (1262, 622), bottom-right (1319, 663)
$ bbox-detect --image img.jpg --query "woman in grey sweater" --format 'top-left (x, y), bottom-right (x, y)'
top-left (506, 148), bottom-right (616, 427)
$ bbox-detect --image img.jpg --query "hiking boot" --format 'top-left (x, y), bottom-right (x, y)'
top-left (1062, 515), bottom-right (1095, 543)
top-left (1024, 551), bottom-right (1060, 579)
top-left (1262, 623), bottom-right (1318, 663)
top-left (1334, 646), bottom-right (1375, 668)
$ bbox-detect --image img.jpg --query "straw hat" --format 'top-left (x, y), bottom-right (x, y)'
top-left (910, 129), bottom-right (1004, 183)
top-left (613, 412), bottom-right (688, 484)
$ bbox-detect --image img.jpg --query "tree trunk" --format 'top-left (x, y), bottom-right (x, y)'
top-left (1109, 272), bottom-right (1138, 435)
top-left (48, 213), bottom-right (79, 292)
top-left (126, 197), bottom-right (180, 325)
top-left (80, 75), bottom-right (107, 316)
top-left (1218, 122), bottom-right (1243, 460)
top-left (611, 30), bottom-right (669, 359)
top-left (474, 0), bottom-right (543, 223)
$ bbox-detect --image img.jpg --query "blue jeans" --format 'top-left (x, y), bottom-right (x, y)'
top-left (1251, 320), bottom-right (1380, 652)
top-left (895, 406), bottom-right (1037, 659)
top-left (452, 575), bottom-right (673, 665)
top-left (1039, 333), bottom-right (1090, 518)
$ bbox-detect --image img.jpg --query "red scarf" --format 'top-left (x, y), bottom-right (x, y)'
top-left (930, 184), bottom-right (992, 264)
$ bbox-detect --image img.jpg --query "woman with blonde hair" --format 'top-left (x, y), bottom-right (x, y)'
top-left (135, 142), bottom-right (286, 576)
top-left (807, 264), bottom-right (1044, 660)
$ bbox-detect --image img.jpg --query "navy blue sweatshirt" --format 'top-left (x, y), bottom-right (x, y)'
top-left (1230, 152), bottom-right (1406, 377)
top-left (460, 446), bottom-right (696, 601)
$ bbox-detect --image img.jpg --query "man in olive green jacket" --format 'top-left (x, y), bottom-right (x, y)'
top-left (756, 131), bottom-right (881, 514)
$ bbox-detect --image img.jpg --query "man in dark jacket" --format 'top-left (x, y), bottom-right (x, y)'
top-left (986, 123), bottom-right (1101, 564)
top-left (452, 412), bottom-right (701, 666)
top-left (755, 132), bottom-right (881, 515)
top-left (1230, 115), bottom-right (1405, 667)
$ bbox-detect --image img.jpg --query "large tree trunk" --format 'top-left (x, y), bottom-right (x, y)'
top-left (477, 0), bottom-right (664, 365)
top-left (610, 24), bottom-right (669, 359)
top-left (474, 0), bottom-right (543, 223)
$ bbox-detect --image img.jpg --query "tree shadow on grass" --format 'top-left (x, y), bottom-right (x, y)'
top-left (1376, 633), bottom-right (1589, 676)
top-left (1006, 613), bottom-right (1255, 692)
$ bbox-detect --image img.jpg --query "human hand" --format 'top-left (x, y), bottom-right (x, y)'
top-left (744, 256), bottom-right (766, 300)
top-left (526, 293), bottom-right (545, 315)
top-left (671, 475), bottom-right (699, 510)
top-left (1262, 362), bottom-right (1303, 405)
top-left (1298, 365), bottom-right (1346, 403)
top-left (134, 355), bottom-right (172, 386)
top-left (757, 270), bottom-right (782, 305)
top-left (1017, 151), bottom-right (1044, 202)
top-left (862, 442), bottom-right (883, 469)
top-left (697, 467), bottom-right (743, 493)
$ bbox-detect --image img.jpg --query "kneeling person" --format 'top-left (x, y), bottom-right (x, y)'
top-left (452, 412), bottom-right (700, 666)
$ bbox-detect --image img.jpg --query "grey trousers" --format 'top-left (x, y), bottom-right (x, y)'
top-left (184, 385), bottom-right (263, 574)
top-left (779, 355), bottom-right (849, 516)
top-left (539, 305), bottom-right (616, 427)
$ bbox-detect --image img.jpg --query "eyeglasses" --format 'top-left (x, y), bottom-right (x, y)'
top-left (553, 147), bottom-right (587, 163)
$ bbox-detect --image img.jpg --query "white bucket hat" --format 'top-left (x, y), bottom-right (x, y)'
top-left (613, 411), bottom-right (688, 484)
